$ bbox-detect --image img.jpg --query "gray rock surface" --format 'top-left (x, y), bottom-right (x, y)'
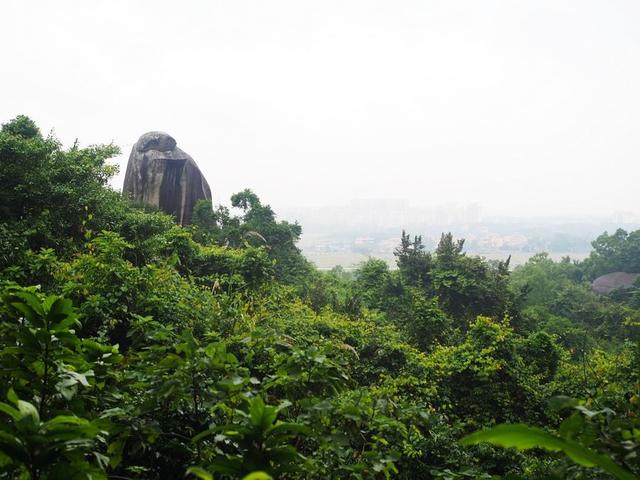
top-left (591, 272), bottom-right (639, 294)
top-left (123, 132), bottom-right (211, 224)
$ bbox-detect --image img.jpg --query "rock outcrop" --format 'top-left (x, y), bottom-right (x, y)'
top-left (592, 272), bottom-right (639, 294)
top-left (123, 132), bottom-right (211, 225)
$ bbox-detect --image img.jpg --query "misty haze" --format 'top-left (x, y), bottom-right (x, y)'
top-left (2, 1), bottom-right (640, 479)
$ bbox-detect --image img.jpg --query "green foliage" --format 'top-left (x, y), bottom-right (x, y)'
top-left (511, 251), bottom-right (640, 345)
top-left (358, 232), bottom-right (515, 350)
top-left (0, 286), bottom-right (119, 478)
top-left (516, 331), bottom-right (562, 382)
top-left (192, 192), bottom-right (311, 285)
top-left (0, 117), bottom-right (121, 257)
top-left (582, 228), bottom-right (640, 279)
top-left (394, 230), bottom-right (432, 288)
top-left (3, 116), bottom-right (640, 479)
top-left (353, 258), bottom-right (397, 312)
top-left (0, 391), bottom-right (108, 479)
top-left (1, 114), bottom-right (41, 139)
top-left (510, 253), bottom-right (583, 308)
top-left (399, 288), bottom-right (451, 350)
top-left (435, 232), bottom-right (465, 269)
top-left (193, 396), bottom-right (308, 477)
top-left (430, 234), bottom-right (513, 322)
top-left (462, 424), bottom-right (636, 480)
top-left (424, 316), bottom-right (548, 426)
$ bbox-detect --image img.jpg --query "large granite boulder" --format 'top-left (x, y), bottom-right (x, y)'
top-left (592, 272), bottom-right (639, 294)
top-left (123, 132), bottom-right (211, 225)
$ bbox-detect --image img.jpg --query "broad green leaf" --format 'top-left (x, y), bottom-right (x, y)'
top-left (107, 440), bottom-right (125, 468)
top-left (42, 415), bottom-right (91, 430)
top-left (249, 395), bottom-right (265, 426)
top-left (461, 424), bottom-right (637, 480)
top-left (265, 422), bottom-right (310, 438)
top-left (47, 297), bottom-right (75, 327)
top-left (93, 451), bottom-right (110, 469)
top-left (30, 360), bottom-right (45, 377)
top-left (69, 370), bottom-right (93, 387)
top-left (16, 400), bottom-right (40, 426)
top-left (243, 472), bottom-right (273, 480)
top-left (248, 396), bottom-right (278, 430)
top-left (209, 456), bottom-right (244, 475)
top-left (558, 412), bottom-right (584, 440)
top-left (0, 451), bottom-right (11, 467)
top-left (6, 389), bottom-right (19, 406)
top-left (186, 466), bottom-right (213, 480)
top-left (158, 353), bottom-right (184, 368)
top-left (276, 400), bottom-right (292, 412)
top-left (548, 395), bottom-right (579, 411)
top-left (14, 291), bottom-right (45, 317)
top-left (51, 311), bottom-right (79, 332)
top-left (9, 302), bottom-right (40, 325)
top-left (0, 402), bottom-right (21, 422)
top-left (192, 425), bottom-right (229, 443)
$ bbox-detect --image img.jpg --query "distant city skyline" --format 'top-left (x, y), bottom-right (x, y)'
top-left (278, 198), bottom-right (640, 270)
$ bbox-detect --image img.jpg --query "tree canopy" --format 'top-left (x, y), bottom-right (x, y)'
top-left (0, 116), bottom-right (639, 479)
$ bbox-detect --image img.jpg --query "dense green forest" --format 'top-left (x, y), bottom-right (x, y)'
top-left (0, 115), bottom-right (639, 479)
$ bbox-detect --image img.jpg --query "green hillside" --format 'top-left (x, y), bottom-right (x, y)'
top-left (1, 116), bottom-right (638, 479)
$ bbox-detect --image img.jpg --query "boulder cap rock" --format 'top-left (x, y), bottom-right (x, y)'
top-left (592, 271), bottom-right (639, 294)
top-left (136, 131), bottom-right (177, 153)
top-left (123, 132), bottom-right (211, 225)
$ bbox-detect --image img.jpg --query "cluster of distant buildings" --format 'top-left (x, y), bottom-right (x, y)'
top-left (280, 200), bottom-right (640, 271)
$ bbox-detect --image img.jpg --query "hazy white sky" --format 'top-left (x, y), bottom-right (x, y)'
top-left (2, 0), bottom-right (639, 217)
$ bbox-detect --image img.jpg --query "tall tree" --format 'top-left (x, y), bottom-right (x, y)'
top-left (394, 230), bottom-right (432, 288)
